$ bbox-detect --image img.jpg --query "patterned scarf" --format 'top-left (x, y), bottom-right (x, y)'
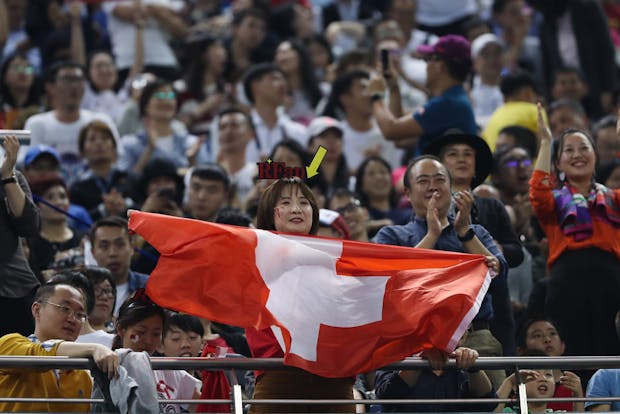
top-left (552, 183), bottom-right (620, 241)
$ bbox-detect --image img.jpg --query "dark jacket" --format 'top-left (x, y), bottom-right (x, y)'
top-left (0, 170), bottom-right (40, 298)
top-left (538, 0), bottom-right (616, 117)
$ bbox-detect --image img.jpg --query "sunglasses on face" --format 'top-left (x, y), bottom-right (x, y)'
top-left (153, 91), bottom-right (176, 100)
top-left (503, 159), bottom-right (533, 168)
top-left (10, 64), bottom-right (34, 75)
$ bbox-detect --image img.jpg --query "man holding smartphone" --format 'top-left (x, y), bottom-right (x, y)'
top-left (368, 35), bottom-right (477, 160)
top-left (0, 135), bottom-right (41, 337)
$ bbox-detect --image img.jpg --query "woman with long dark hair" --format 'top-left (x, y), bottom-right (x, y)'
top-left (0, 53), bottom-right (41, 128)
top-left (178, 35), bottom-right (233, 134)
top-left (274, 39), bottom-right (323, 124)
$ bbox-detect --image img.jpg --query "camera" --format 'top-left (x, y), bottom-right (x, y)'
top-left (0, 130), bottom-right (31, 146)
top-left (157, 188), bottom-right (176, 200)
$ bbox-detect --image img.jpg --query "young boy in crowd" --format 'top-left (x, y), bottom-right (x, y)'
top-left (494, 365), bottom-right (559, 413)
top-left (517, 318), bottom-right (584, 411)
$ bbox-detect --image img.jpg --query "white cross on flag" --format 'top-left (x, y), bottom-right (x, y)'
top-left (129, 211), bottom-right (491, 378)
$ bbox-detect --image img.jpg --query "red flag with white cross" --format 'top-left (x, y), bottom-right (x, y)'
top-left (128, 211), bottom-right (491, 378)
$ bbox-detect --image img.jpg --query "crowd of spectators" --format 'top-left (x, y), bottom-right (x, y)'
top-left (2, 0), bottom-right (620, 412)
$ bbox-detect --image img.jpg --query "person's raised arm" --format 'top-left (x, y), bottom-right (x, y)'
top-left (145, 4), bottom-right (188, 39)
top-left (534, 102), bottom-right (552, 174)
top-left (0, 0), bottom-right (8, 48)
top-left (1, 136), bottom-right (26, 217)
top-left (367, 73), bottom-right (423, 144)
top-left (69, 2), bottom-right (86, 66)
top-left (128, 0), bottom-right (145, 81)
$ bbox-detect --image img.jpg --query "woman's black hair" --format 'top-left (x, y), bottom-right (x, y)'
top-left (0, 52), bottom-right (41, 108)
top-left (279, 40), bottom-right (323, 108)
top-left (303, 34), bottom-right (334, 66)
top-left (355, 155), bottom-right (398, 208)
top-left (269, 138), bottom-right (311, 166)
top-left (72, 265), bottom-right (117, 318)
top-left (112, 290), bottom-right (167, 350)
top-left (184, 35), bottom-right (226, 100)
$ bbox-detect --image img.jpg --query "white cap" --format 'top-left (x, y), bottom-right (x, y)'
top-left (471, 33), bottom-right (503, 59)
top-left (308, 116), bottom-right (343, 138)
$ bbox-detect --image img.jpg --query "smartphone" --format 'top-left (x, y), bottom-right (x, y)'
top-left (158, 188), bottom-right (176, 200)
top-left (0, 130), bottom-right (31, 146)
top-left (380, 49), bottom-right (390, 72)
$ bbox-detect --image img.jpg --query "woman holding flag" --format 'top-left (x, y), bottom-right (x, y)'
top-left (247, 176), bottom-right (355, 413)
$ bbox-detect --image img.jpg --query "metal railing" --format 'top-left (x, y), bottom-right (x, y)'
top-left (1, 356), bottom-right (620, 413)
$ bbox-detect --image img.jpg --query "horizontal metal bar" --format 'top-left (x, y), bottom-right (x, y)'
top-left (0, 355), bottom-right (619, 370)
top-left (2, 396), bottom-right (620, 405)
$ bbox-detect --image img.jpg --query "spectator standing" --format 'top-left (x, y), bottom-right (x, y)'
top-left (530, 104), bottom-right (620, 357)
top-left (0, 135), bottom-right (40, 337)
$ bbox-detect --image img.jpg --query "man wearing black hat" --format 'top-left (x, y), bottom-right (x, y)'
top-left (368, 34), bottom-right (477, 158)
top-left (423, 132), bottom-right (522, 360)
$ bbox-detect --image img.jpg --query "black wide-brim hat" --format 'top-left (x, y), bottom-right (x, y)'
top-left (423, 133), bottom-right (493, 189)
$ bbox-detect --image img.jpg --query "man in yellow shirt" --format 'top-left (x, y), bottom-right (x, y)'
top-left (0, 282), bottom-right (119, 412)
top-left (482, 70), bottom-right (547, 151)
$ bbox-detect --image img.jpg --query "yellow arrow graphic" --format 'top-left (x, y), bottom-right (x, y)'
top-left (306, 145), bottom-right (328, 178)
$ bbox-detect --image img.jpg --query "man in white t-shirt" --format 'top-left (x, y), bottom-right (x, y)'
top-left (103, 0), bottom-right (187, 82)
top-left (23, 61), bottom-right (119, 184)
top-left (216, 108), bottom-right (257, 205)
top-left (327, 70), bottom-right (403, 172)
top-left (241, 63), bottom-right (308, 163)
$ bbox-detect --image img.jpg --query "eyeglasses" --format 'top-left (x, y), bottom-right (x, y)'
top-left (41, 301), bottom-right (88, 323)
top-left (56, 75), bottom-right (85, 84)
top-left (503, 159), bottom-right (533, 168)
top-left (336, 200), bottom-right (362, 215)
top-left (94, 287), bottom-right (115, 297)
top-left (10, 64), bottom-right (34, 75)
top-left (153, 91), bottom-right (176, 100)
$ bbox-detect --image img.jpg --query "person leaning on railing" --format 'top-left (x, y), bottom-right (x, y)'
top-left (0, 282), bottom-right (119, 413)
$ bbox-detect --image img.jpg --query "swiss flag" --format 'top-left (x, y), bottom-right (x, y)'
top-left (129, 211), bottom-right (491, 378)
